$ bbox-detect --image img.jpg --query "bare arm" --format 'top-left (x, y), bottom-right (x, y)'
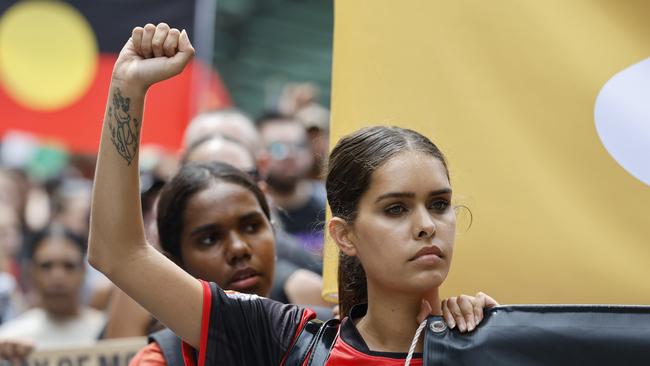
top-left (103, 286), bottom-right (154, 338)
top-left (88, 23), bottom-right (202, 348)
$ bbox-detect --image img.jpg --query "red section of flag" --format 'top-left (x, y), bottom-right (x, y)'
top-left (0, 54), bottom-right (230, 153)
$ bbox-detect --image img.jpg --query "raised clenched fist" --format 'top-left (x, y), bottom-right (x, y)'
top-left (111, 23), bottom-right (195, 89)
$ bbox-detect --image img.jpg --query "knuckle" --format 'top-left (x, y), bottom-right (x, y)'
top-left (451, 306), bottom-right (463, 316)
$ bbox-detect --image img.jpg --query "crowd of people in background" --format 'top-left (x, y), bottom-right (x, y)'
top-left (0, 83), bottom-right (331, 359)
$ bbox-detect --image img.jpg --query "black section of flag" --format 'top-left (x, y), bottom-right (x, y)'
top-left (0, 0), bottom-right (196, 53)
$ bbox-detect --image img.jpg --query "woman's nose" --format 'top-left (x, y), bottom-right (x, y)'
top-left (413, 206), bottom-right (436, 240)
top-left (225, 232), bottom-right (252, 264)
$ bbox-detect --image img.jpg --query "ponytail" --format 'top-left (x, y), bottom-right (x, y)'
top-left (337, 252), bottom-right (367, 318)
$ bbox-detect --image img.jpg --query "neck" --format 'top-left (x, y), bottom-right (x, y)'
top-left (46, 307), bottom-right (81, 320)
top-left (356, 284), bottom-right (441, 353)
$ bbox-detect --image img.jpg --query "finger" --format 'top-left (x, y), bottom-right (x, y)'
top-left (131, 27), bottom-right (144, 54)
top-left (6, 341), bottom-right (18, 359)
top-left (458, 294), bottom-right (476, 332)
top-left (141, 23), bottom-right (156, 58)
top-left (473, 293), bottom-right (485, 324)
top-left (163, 28), bottom-right (181, 57)
top-left (151, 23), bottom-right (170, 58)
top-left (446, 297), bottom-right (467, 332)
top-left (478, 291), bottom-right (499, 308)
top-left (165, 29), bottom-right (195, 74)
top-left (441, 299), bottom-right (456, 329)
top-left (15, 341), bottom-right (34, 358)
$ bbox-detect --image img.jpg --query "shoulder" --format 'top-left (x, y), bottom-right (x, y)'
top-left (0, 308), bottom-right (44, 336)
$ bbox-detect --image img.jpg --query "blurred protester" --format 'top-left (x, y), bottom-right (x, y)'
top-left (295, 103), bottom-right (330, 181)
top-left (0, 168), bottom-right (39, 302)
top-left (49, 178), bottom-right (91, 239)
top-left (47, 177), bottom-right (114, 311)
top-left (183, 109), bottom-right (261, 156)
top-left (182, 135), bottom-right (257, 176)
top-left (0, 169), bottom-right (29, 233)
top-left (258, 114), bottom-right (326, 255)
top-left (0, 270), bottom-right (22, 328)
top-left (0, 207), bottom-right (21, 284)
top-left (139, 145), bottom-right (180, 183)
top-left (0, 208), bottom-right (25, 326)
top-left (278, 82), bottom-right (330, 181)
top-left (0, 226), bottom-right (104, 360)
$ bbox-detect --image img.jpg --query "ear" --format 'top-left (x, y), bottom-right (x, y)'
top-left (328, 217), bottom-right (357, 256)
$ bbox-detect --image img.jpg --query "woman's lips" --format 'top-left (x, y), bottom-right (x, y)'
top-left (229, 275), bottom-right (261, 290)
top-left (228, 268), bottom-right (262, 291)
top-left (409, 245), bottom-right (444, 265)
top-left (410, 254), bottom-right (442, 266)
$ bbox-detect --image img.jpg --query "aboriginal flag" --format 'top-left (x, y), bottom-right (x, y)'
top-left (0, 0), bottom-right (230, 153)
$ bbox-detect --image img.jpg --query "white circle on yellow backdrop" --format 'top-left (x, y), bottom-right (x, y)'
top-left (0, 1), bottom-right (98, 110)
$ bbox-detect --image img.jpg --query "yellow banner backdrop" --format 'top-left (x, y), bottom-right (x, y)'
top-left (323, 0), bottom-right (650, 304)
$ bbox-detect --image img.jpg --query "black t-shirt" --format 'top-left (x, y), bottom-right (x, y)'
top-left (276, 184), bottom-right (326, 255)
top-left (181, 281), bottom-right (315, 366)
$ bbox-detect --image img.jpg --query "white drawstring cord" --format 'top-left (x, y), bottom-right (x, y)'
top-left (404, 318), bottom-right (428, 366)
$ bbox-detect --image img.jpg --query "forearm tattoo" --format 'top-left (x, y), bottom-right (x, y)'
top-left (108, 88), bottom-right (140, 165)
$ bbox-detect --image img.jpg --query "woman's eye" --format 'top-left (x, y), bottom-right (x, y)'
top-left (429, 199), bottom-right (450, 212)
top-left (242, 222), bottom-right (260, 233)
top-left (199, 233), bottom-right (220, 246)
top-left (385, 205), bottom-right (407, 216)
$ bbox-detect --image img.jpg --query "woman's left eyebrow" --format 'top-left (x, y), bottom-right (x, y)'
top-left (375, 188), bottom-right (452, 203)
top-left (239, 211), bottom-right (263, 221)
top-left (375, 192), bottom-right (414, 203)
top-left (429, 188), bottom-right (452, 196)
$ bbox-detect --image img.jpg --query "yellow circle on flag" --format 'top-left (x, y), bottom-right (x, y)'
top-left (0, 1), bottom-right (98, 110)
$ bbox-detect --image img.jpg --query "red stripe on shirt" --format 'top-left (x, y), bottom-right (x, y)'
top-left (181, 280), bottom-right (213, 366)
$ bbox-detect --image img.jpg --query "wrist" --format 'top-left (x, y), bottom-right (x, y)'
top-left (110, 73), bottom-right (149, 96)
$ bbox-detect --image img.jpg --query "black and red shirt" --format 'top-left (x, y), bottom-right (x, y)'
top-left (182, 280), bottom-right (423, 365)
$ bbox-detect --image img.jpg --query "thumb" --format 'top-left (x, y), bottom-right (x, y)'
top-left (416, 299), bottom-right (433, 324)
